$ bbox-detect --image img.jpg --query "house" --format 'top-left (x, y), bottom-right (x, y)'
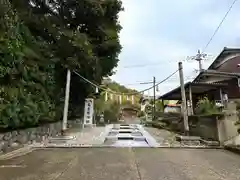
top-left (194, 47), bottom-right (240, 100)
top-left (163, 104), bottom-right (181, 113)
top-left (159, 47), bottom-right (240, 114)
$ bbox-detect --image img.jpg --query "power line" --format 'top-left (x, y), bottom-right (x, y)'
top-left (73, 69), bottom-right (179, 96)
top-left (203, 0), bottom-right (238, 52)
top-left (120, 69), bottom-right (179, 95)
top-left (186, 0), bottom-right (238, 72)
top-left (124, 80), bottom-right (153, 85)
top-left (122, 60), bottom-right (177, 69)
top-left (122, 63), bottom-right (162, 69)
top-left (124, 82), bottom-right (152, 86)
top-left (124, 74), bottom-right (181, 86)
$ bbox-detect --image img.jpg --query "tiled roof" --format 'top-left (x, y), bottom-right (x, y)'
top-left (208, 47), bottom-right (240, 70)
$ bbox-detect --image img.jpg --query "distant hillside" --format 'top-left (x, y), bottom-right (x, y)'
top-left (105, 81), bottom-right (138, 94)
top-left (94, 80), bottom-right (140, 123)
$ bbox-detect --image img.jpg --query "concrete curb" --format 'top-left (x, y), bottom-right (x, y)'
top-left (32, 143), bottom-right (224, 149)
top-left (0, 146), bottom-right (34, 161)
top-left (224, 146), bottom-right (240, 155)
top-left (139, 125), bottom-right (160, 147)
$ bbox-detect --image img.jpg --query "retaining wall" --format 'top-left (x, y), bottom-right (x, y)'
top-left (188, 115), bottom-right (219, 141)
top-left (0, 120), bottom-right (80, 154)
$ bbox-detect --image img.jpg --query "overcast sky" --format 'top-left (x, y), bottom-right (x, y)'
top-left (111, 0), bottom-right (240, 96)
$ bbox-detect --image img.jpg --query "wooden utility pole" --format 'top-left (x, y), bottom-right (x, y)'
top-left (178, 62), bottom-right (189, 135)
top-left (152, 76), bottom-right (156, 121)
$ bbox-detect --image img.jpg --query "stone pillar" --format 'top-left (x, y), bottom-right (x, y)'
top-left (217, 102), bottom-right (239, 145)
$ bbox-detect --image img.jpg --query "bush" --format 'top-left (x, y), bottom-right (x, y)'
top-left (195, 96), bottom-right (219, 115)
top-left (138, 111), bottom-right (145, 117)
top-left (103, 101), bottom-right (120, 123)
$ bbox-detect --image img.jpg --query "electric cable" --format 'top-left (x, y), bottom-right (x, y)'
top-left (203, 0), bottom-right (238, 52)
top-left (73, 69), bottom-right (179, 96)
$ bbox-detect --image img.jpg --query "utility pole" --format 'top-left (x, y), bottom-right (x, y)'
top-left (152, 76), bottom-right (156, 121)
top-left (178, 62), bottom-right (189, 135)
top-left (194, 50), bottom-right (207, 72)
top-left (62, 69), bottom-right (71, 134)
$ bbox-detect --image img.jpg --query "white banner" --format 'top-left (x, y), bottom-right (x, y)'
top-left (83, 98), bottom-right (94, 125)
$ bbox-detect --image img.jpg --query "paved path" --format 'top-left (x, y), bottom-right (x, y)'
top-left (33, 127), bottom-right (107, 147)
top-left (65, 127), bottom-right (106, 145)
top-left (0, 148), bottom-right (240, 180)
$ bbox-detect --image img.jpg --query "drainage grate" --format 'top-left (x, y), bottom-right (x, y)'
top-left (119, 131), bottom-right (132, 133)
top-left (119, 127), bottom-right (131, 129)
top-left (117, 137), bottom-right (134, 140)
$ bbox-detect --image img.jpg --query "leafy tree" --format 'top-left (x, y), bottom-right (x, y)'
top-left (0, 1), bottom-right (56, 129)
top-left (11, 0), bottom-right (123, 117)
top-left (0, 0), bottom-right (123, 130)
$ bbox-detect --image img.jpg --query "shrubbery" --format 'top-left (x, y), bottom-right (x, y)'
top-left (195, 96), bottom-right (220, 115)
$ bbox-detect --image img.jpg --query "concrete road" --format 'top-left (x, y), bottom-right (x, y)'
top-left (0, 148), bottom-right (240, 180)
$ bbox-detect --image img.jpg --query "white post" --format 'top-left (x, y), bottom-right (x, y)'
top-left (119, 95), bottom-right (122, 104)
top-left (105, 92), bottom-right (108, 101)
top-left (62, 69), bottom-right (71, 132)
top-left (132, 95), bottom-right (134, 105)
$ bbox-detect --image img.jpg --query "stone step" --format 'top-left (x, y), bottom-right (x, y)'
top-left (49, 135), bottom-right (76, 140)
top-left (48, 136), bottom-right (76, 143)
top-left (175, 135), bottom-right (201, 142)
top-left (200, 139), bottom-right (220, 146)
top-left (180, 140), bottom-right (201, 146)
top-left (175, 135), bottom-right (201, 146)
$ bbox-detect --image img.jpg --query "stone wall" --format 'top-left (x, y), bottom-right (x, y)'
top-left (0, 120), bottom-right (80, 154)
top-left (158, 113), bottom-right (183, 131)
top-left (188, 115), bottom-right (219, 141)
top-left (161, 103), bottom-right (240, 143)
top-left (217, 102), bottom-right (239, 144)
top-left (161, 113), bottom-right (220, 141)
